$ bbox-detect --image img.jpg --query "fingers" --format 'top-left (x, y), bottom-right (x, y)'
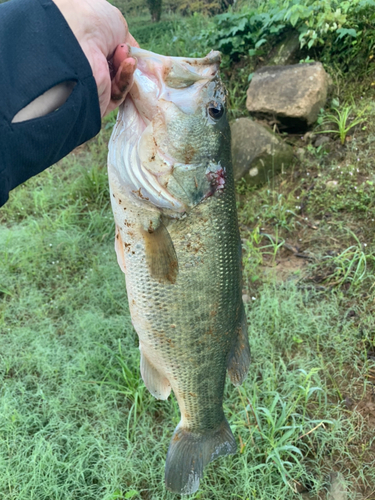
top-left (102, 39), bottom-right (138, 116)
top-left (110, 44), bottom-right (137, 102)
top-left (111, 55), bottom-right (137, 102)
top-left (112, 43), bottom-right (131, 73)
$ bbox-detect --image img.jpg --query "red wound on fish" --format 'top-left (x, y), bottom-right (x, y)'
top-left (205, 164), bottom-right (226, 198)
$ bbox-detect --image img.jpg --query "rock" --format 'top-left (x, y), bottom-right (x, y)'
top-left (328, 472), bottom-right (347, 500)
top-left (268, 31), bottom-right (300, 66)
top-left (296, 148), bottom-right (306, 161)
top-left (314, 135), bottom-right (330, 148)
top-left (246, 63), bottom-right (330, 131)
top-left (242, 294), bottom-right (250, 304)
top-left (343, 396), bottom-right (354, 409)
top-left (303, 131), bottom-right (316, 143)
top-left (231, 118), bottom-right (294, 186)
top-left (299, 472), bottom-right (347, 500)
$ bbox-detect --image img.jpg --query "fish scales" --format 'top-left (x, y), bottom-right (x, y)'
top-left (120, 173), bottom-right (240, 428)
top-left (108, 46), bottom-right (250, 495)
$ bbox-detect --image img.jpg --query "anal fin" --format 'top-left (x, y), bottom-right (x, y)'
top-left (140, 347), bottom-right (171, 400)
top-left (227, 305), bottom-right (251, 386)
top-left (143, 220), bottom-right (178, 284)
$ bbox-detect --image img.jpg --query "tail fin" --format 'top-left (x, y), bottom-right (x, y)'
top-left (165, 419), bottom-right (236, 495)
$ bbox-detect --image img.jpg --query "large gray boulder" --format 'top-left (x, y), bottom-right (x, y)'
top-left (231, 118), bottom-right (294, 186)
top-left (246, 63), bottom-right (330, 131)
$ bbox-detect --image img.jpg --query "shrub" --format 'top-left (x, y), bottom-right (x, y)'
top-left (200, 0), bottom-right (375, 74)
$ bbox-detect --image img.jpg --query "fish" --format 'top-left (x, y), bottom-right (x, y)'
top-left (107, 46), bottom-right (250, 495)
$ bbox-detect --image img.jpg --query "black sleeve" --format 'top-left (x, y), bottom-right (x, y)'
top-left (0, 0), bottom-right (102, 207)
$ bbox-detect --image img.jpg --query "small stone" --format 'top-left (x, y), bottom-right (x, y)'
top-left (296, 148), bottom-right (306, 161)
top-left (242, 294), bottom-right (250, 304)
top-left (328, 472), bottom-right (347, 500)
top-left (303, 131), bottom-right (315, 143)
top-left (344, 396), bottom-right (354, 409)
top-left (326, 180), bottom-right (339, 189)
top-left (314, 135), bottom-right (330, 148)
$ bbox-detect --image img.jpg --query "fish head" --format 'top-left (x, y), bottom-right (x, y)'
top-left (108, 47), bottom-right (231, 215)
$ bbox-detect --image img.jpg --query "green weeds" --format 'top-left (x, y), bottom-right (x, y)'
top-left (195, 0), bottom-right (375, 76)
top-left (2, 134), bottom-right (374, 498)
top-left (317, 103), bottom-right (368, 145)
top-left (239, 189), bottom-right (298, 230)
top-left (92, 341), bottom-right (153, 441)
top-left (243, 227), bottom-right (286, 281)
top-left (243, 226), bottom-right (264, 281)
top-left (2, 25), bottom-right (375, 497)
top-left (325, 243), bottom-right (370, 286)
top-left (308, 231), bottom-right (375, 289)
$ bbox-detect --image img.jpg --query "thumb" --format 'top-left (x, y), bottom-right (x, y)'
top-left (110, 44), bottom-right (137, 102)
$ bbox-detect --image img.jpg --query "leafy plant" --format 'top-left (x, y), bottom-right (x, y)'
top-left (317, 103), bottom-right (368, 145)
top-left (197, 0), bottom-right (375, 77)
top-left (261, 229), bottom-right (285, 266)
top-left (248, 393), bottom-right (304, 488)
top-left (235, 369), bottom-right (330, 491)
top-left (200, 9), bottom-right (286, 60)
top-left (242, 227), bottom-right (288, 281)
top-left (261, 192), bottom-right (298, 230)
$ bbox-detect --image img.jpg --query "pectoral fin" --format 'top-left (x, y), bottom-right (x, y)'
top-left (227, 305), bottom-right (251, 386)
top-left (143, 221), bottom-right (178, 284)
top-left (140, 347), bottom-right (171, 400)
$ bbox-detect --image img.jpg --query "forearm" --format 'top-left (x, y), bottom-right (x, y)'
top-left (0, 0), bottom-right (101, 207)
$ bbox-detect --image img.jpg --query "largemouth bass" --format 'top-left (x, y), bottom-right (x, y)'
top-left (107, 47), bottom-right (250, 495)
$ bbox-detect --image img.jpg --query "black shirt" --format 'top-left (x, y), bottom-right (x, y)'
top-left (0, 0), bottom-right (102, 207)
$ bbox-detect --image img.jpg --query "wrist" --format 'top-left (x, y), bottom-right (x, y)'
top-left (52, 0), bottom-right (87, 44)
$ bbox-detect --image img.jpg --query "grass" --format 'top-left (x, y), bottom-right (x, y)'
top-left (127, 13), bottom-right (214, 58)
top-left (1, 123), bottom-right (375, 500)
top-left (1, 25), bottom-right (375, 500)
top-left (233, 83), bottom-right (375, 499)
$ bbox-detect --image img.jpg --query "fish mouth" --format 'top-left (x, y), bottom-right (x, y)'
top-left (127, 46), bottom-right (222, 123)
top-left (108, 48), bottom-right (224, 214)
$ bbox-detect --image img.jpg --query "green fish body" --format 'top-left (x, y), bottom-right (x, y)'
top-left (108, 47), bottom-right (250, 495)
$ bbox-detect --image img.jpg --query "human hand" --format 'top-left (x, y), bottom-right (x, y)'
top-left (53, 0), bottom-right (138, 117)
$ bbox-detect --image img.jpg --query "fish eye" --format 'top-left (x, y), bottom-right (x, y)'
top-left (208, 102), bottom-right (224, 120)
